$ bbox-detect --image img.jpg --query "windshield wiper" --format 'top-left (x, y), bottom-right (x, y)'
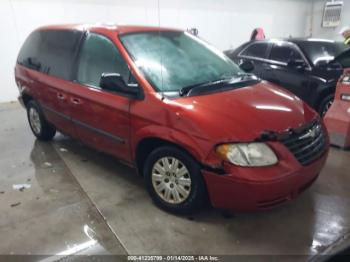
top-left (179, 74), bottom-right (260, 97)
top-left (179, 78), bottom-right (230, 96)
top-left (237, 72), bottom-right (257, 80)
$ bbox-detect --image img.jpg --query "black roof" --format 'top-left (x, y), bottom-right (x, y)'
top-left (225, 38), bottom-right (345, 55)
top-left (252, 38), bottom-right (341, 45)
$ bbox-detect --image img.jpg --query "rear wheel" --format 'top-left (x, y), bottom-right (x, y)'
top-left (144, 146), bottom-right (207, 214)
top-left (318, 94), bottom-right (334, 117)
top-left (27, 100), bottom-right (56, 141)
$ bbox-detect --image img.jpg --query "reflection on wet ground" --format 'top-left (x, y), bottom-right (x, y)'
top-left (0, 102), bottom-right (126, 256)
top-left (1, 102), bottom-right (350, 259)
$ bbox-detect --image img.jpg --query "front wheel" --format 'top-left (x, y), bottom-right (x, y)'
top-left (27, 100), bottom-right (56, 141)
top-left (144, 146), bottom-right (207, 214)
top-left (318, 94), bottom-right (334, 117)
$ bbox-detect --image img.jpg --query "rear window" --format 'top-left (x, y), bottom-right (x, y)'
top-left (240, 42), bottom-right (269, 59)
top-left (17, 30), bottom-right (83, 80)
top-left (17, 31), bottom-right (42, 71)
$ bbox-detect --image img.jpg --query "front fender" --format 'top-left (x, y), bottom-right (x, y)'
top-left (132, 125), bottom-right (214, 164)
top-left (310, 83), bottom-right (335, 109)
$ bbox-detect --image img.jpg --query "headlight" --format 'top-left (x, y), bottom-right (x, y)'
top-left (216, 143), bottom-right (278, 167)
top-left (341, 75), bottom-right (350, 84)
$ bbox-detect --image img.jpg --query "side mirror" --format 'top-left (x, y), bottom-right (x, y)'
top-left (239, 60), bottom-right (255, 72)
top-left (287, 59), bottom-right (307, 70)
top-left (100, 73), bottom-right (140, 96)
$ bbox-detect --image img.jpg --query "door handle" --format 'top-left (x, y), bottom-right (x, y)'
top-left (70, 98), bottom-right (82, 105)
top-left (57, 93), bottom-right (66, 100)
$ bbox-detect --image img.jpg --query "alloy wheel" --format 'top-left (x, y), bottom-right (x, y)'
top-left (29, 107), bottom-right (41, 135)
top-left (151, 157), bottom-right (192, 204)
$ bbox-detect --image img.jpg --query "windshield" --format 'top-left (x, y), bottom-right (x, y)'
top-left (120, 31), bottom-right (243, 92)
top-left (298, 41), bottom-right (348, 66)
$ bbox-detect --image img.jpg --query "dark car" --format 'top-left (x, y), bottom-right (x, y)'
top-left (225, 38), bottom-right (350, 115)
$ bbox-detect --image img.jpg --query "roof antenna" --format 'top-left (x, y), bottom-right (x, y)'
top-left (157, 0), bottom-right (165, 100)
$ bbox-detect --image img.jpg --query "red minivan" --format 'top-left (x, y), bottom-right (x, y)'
top-left (15, 24), bottom-right (329, 213)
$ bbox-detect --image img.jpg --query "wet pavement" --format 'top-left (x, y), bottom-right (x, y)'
top-left (1, 102), bottom-right (350, 259)
top-left (0, 102), bottom-right (126, 256)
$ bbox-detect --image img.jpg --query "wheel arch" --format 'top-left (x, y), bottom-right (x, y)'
top-left (314, 85), bottom-right (336, 112)
top-left (21, 92), bottom-right (34, 107)
top-left (134, 131), bottom-right (207, 176)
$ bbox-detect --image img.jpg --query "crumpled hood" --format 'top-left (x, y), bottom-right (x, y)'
top-left (170, 81), bottom-right (318, 142)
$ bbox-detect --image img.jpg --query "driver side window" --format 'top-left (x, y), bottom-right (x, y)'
top-left (77, 33), bottom-right (130, 88)
top-left (269, 43), bottom-right (303, 64)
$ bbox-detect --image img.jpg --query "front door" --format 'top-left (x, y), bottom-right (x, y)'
top-left (68, 32), bottom-right (133, 162)
top-left (265, 42), bottom-right (310, 100)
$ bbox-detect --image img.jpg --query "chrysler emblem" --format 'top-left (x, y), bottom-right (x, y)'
top-left (299, 124), bottom-right (321, 140)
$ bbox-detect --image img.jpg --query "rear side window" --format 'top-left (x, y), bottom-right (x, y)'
top-left (17, 30), bottom-right (83, 80)
top-left (40, 30), bottom-right (82, 80)
top-left (17, 31), bottom-right (42, 71)
top-left (240, 42), bottom-right (268, 59)
top-left (77, 33), bottom-right (130, 88)
top-left (269, 43), bottom-right (303, 63)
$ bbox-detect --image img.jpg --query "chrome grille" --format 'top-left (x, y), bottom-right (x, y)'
top-left (280, 120), bottom-right (327, 166)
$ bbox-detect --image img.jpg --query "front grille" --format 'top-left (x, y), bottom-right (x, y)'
top-left (280, 120), bottom-right (327, 166)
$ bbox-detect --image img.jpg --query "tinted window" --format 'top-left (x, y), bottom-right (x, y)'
top-left (40, 30), bottom-right (82, 80)
top-left (17, 30), bottom-right (82, 80)
top-left (269, 43), bottom-right (303, 63)
top-left (77, 33), bottom-right (130, 88)
top-left (241, 42), bottom-right (268, 58)
top-left (17, 31), bottom-right (42, 71)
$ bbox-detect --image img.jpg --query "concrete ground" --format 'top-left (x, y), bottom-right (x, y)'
top-left (1, 101), bottom-right (350, 260)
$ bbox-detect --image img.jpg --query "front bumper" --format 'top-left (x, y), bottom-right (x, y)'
top-left (202, 142), bottom-right (329, 211)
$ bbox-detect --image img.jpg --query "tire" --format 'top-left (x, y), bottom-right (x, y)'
top-left (144, 146), bottom-right (207, 214)
top-left (27, 100), bottom-right (56, 141)
top-left (318, 94), bottom-right (334, 117)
